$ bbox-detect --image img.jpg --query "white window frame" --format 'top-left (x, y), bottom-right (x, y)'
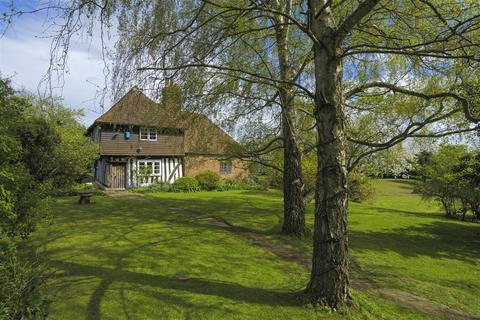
top-left (153, 162), bottom-right (161, 175)
top-left (140, 127), bottom-right (157, 141)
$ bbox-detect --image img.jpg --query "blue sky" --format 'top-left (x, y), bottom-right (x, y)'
top-left (0, 2), bottom-right (113, 125)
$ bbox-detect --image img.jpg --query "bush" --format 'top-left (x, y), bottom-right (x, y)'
top-left (348, 173), bottom-right (374, 202)
top-left (216, 178), bottom-right (236, 191)
top-left (253, 175), bottom-right (271, 190)
top-left (172, 176), bottom-right (199, 192)
top-left (0, 242), bottom-right (47, 319)
top-left (195, 171), bottom-right (221, 190)
top-left (136, 181), bottom-right (172, 194)
top-left (52, 183), bottom-right (105, 197)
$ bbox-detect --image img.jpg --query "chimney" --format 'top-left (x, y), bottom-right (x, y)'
top-left (162, 79), bottom-right (182, 113)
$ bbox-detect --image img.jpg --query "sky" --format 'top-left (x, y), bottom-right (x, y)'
top-left (0, 4), bottom-right (113, 125)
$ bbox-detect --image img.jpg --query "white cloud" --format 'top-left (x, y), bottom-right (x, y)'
top-left (0, 16), bottom-right (114, 125)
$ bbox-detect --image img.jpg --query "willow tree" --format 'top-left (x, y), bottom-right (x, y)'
top-left (2, 0), bottom-right (313, 237)
top-left (3, 0), bottom-right (480, 308)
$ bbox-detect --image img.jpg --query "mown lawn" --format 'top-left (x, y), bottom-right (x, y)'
top-left (25, 180), bottom-right (479, 319)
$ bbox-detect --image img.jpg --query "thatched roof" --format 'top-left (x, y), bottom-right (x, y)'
top-left (89, 87), bottom-right (239, 154)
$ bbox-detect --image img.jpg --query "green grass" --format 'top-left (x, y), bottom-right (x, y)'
top-left (24, 180), bottom-right (479, 319)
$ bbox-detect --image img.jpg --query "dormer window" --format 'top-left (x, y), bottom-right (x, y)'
top-left (140, 127), bottom-right (157, 141)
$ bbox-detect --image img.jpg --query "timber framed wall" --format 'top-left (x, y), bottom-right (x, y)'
top-left (128, 156), bottom-right (183, 188)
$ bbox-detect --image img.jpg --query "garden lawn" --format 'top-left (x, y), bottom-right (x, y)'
top-left (148, 179), bottom-right (480, 317)
top-left (24, 180), bottom-right (479, 319)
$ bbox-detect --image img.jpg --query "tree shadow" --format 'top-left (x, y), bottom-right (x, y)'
top-left (350, 220), bottom-right (480, 264)
top-left (366, 206), bottom-right (442, 218)
top-left (146, 192), bottom-right (302, 235)
top-left (50, 260), bottom-right (301, 320)
top-left (26, 195), bottom-right (306, 320)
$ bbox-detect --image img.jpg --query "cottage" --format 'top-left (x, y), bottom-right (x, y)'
top-left (87, 84), bottom-right (248, 189)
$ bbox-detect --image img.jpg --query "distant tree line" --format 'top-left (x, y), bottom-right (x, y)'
top-left (0, 78), bottom-right (97, 319)
top-left (414, 145), bottom-right (480, 221)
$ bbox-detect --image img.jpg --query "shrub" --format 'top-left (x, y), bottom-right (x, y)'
top-left (52, 183), bottom-right (105, 197)
top-left (0, 242), bottom-right (47, 319)
top-left (195, 171), bottom-right (221, 190)
top-left (253, 175), bottom-right (271, 190)
top-left (172, 176), bottom-right (199, 192)
top-left (241, 178), bottom-right (266, 190)
top-left (137, 181), bottom-right (172, 194)
top-left (216, 178), bottom-right (239, 191)
top-left (348, 173), bottom-right (374, 202)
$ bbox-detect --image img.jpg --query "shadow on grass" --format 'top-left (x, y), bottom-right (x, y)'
top-left (51, 260), bottom-right (302, 320)
top-left (27, 196), bottom-right (305, 320)
top-left (146, 193), bottom-right (288, 235)
top-left (387, 179), bottom-right (417, 186)
top-left (366, 206), bottom-right (442, 218)
top-left (350, 220), bottom-right (480, 264)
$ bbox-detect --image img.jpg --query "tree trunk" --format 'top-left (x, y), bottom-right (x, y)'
top-left (305, 1), bottom-right (351, 307)
top-left (281, 105), bottom-right (306, 237)
top-left (273, 3), bottom-right (306, 238)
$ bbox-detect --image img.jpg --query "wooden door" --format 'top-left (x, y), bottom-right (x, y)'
top-left (111, 164), bottom-right (126, 189)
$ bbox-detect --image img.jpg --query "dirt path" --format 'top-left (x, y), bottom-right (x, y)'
top-left (109, 192), bottom-right (479, 320)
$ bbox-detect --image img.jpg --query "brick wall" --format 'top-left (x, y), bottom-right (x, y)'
top-left (184, 155), bottom-right (248, 179)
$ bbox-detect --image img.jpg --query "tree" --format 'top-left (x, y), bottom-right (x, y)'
top-left (4, 0), bottom-right (480, 308)
top-left (10, 96), bottom-right (98, 188)
top-left (416, 144), bottom-right (469, 216)
top-left (454, 152), bottom-right (480, 219)
top-left (416, 144), bottom-right (480, 220)
top-left (357, 143), bottom-right (413, 178)
top-left (31, 98), bottom-right (99, 187)
top-left (0, 79), bottom-right (49, 319)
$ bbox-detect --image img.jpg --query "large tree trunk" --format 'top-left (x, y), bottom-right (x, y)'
top-left (281, 105), bottom-right (306, 237)
top-left (305, 1), bottom-right (350, 307)
top-left (273, 2), bottom-right (306, 238)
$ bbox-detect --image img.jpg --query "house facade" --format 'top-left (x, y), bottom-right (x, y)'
top-left (87, 85), bottom-right (247, 189)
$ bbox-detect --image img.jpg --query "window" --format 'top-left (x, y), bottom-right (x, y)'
top-left (153, 162), bottom-right (161, 175)
top-left (219, 161), bottom-right (232, 175)
top-left (138, 161), bottom-right (150, 176)
top-left (140, 127), bottom-right (157, 141)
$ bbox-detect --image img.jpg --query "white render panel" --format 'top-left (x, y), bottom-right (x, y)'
top-left (130, 157), bottom-right (183, 187)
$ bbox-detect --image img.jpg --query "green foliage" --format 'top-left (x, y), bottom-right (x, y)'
top-left (195, 171), bottom-right (221, 190)
top-left (26, 98), bottom-right (98, 188)
top-left (216, 177), bottom-right (238, 191)
top-left (0, 84), bottom-right (97, 189)
top-left (347, 173), bottom-right (374, 203)
top-left (0, 79), bottom-right (49, 240)
top-left (415, 144), bottom-right (480, 220)
top-left (171, 176), bottom-right (200, 192)
top-left (53, 183), bottom-right (105, 197)
top-left (216, 178), bottom-right (264, 191)
top-left (252, 175), bottom-right (271, 190)
top-left (136, 181), bottom-right (172, 194)
top-left (0, 241), bottom-right (47, 320)
top-left (13, 116), bottom-right (61, 183)
top-left (137, 165), bottom-right (153, 176)
top-left (0, 79), bottom-right (66, 320)
top-left (452, 151), bottom-right (480, 219)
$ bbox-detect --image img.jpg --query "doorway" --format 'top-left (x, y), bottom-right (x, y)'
top-left (111, 163), bottom-right (126, 189)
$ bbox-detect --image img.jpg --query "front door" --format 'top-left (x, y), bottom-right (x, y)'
top-left (111, 163), bottom-right (126, 189)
